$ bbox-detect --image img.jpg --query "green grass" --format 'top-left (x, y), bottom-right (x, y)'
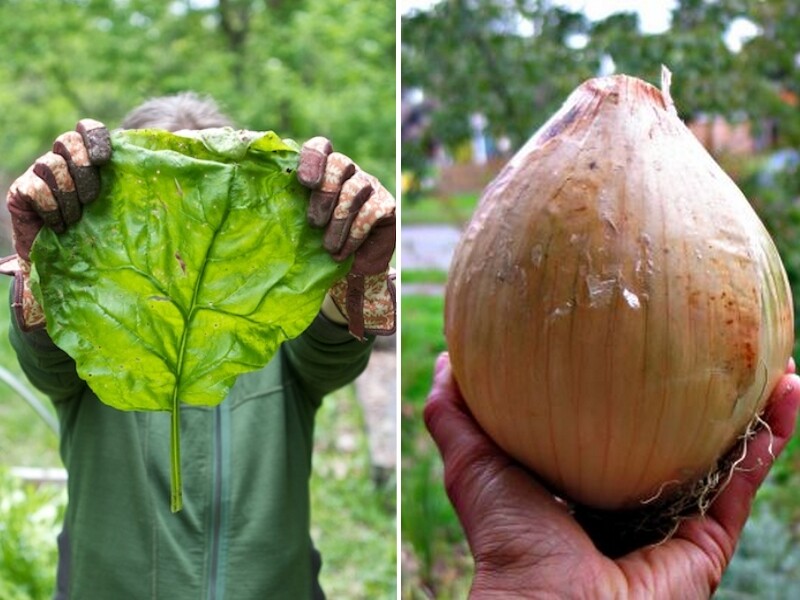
top-left (399, 200), bottom-right (462, 594)
top-left (0, 279), bottom-right (60, 468)
top-left (400, 293), bottom-right (472, 598)
top-left (311, 385), bottom-right (397, 599)
top-left (401, 193), bottom-right (478, 226)
top-left (400, 295), bottom-right (446, 405)
top-left (401, 269), bottom-right (448, 286)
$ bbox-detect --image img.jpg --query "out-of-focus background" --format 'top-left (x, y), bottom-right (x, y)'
top-left (400, 0), bottom-right (800, 597)
top-left (0, 1), bottom-right (396, 598)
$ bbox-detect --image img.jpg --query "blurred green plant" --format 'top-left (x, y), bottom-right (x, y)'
top-left (0, 0), bottom-right (395, 192)
top-left (0, 280), bottom-right (61, 468)
top-left (0, 366), bottom-right (58, 435)
top-left (0, 469), bottom-right (65, 600)
top-left (401, 269), bottom-right (449, 286)
top-left (717, 499), bottom-right (800, 598)
top-left (400, 192), bottom-right (479, 226)
top-left (400, 292), bottom-right (468, 595)
top-left (311, 386), bottom-right (397, 599)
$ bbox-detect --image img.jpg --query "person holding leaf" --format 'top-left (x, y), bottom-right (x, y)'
top-left (1, 92), bottom-right (395, 599)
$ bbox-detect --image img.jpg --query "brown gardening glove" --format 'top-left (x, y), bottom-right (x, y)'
top-left (297, 137), bottom-right (396, 340)
top-left (0, 119), bottom-right (111, 331)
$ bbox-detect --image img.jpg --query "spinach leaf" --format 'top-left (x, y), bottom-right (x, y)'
top-left (31, 128), bottom-right (349, 511)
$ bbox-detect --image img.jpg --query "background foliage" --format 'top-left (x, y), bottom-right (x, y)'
top-left (0, 0), bottom-right (395, 196)
top-left (402, 0), bottom-right (799, 173)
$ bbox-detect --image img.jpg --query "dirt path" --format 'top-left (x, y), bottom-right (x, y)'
top-left (400, 223), bottom-right (462, 271)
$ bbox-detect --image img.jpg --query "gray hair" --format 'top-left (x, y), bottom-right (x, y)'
top-left (121, 92), bottom-right (234, 131)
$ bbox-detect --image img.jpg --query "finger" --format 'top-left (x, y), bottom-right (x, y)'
top-left (53, 131), bottom-right (102, 205)
top-left (6, 185), bottom-right (43, 262)
top-left (10, 167), bottom-right (64, 235)
top-left (32, 152), bottom-right (81, 226)
top-left (703, 373), bottom-right (800, 539)
top-left (332, 184), bottom-right (396, 262)
top-left (344, 215), bottom-right (396, 276)
top-left (427, 352), bottom-right (460, 407)
top-left (558, 374), bottom-right (799, 595)
top-left (323, 171), bottom-right (373, 255)
top-left (424, 353), bottom-right (592, 564)
top-left (787, 357), bottom-right (796, 374)
top-left (424, 354), bottom-right (509, 514)
top-left (76, 119), bottom-right (112, 165)
top-left (307, 152), bottom-right (356, 228)
top-left (297, 136), bottom-right (333, 188)
top-left (637, 373), bottom-right (800, 596)
top-left (423, 353), bottom-right (489, 473)
top-left (424, 354), bottom-right (524, 509)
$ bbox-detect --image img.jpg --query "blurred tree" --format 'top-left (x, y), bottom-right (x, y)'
top-left (588, 1), bottom-right (744, 122)
top-left (402, 0), bottom-right (799, 177)
top-left (733, 0), bottom-right (800, 147)
top-left (0, 0), bottom-right (395, 189)
top-left (402, 0), bottom-right (593, 155)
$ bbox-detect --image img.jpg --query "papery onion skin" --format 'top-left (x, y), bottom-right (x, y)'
top-left (445, 73), bottom-right (794, 511)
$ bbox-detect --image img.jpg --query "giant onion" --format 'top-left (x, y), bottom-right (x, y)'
top-left (445, 71), bottom-right (794, 516)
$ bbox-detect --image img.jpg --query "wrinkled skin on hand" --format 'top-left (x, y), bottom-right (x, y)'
top-left (424, 353), bottom-right (800, 599)
top-left (2, 119), bottom-right (111, 329)
top-left (297, 137), bottom-right (396, 339)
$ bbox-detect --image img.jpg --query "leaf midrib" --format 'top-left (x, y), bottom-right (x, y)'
top-left (169, 166), bottom-right (236, 512)
top-left (172, 165), bottom-right (237, 405)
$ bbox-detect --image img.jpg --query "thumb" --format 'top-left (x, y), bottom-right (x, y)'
top-left (423, 353), bottom-right (508, 514)
top-left (424, 353), bottom-right (493, 471)
top-left (423, 353), bottom-right (578, 535)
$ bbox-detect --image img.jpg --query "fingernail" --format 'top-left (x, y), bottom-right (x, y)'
top-left (784, 374), bottom-right (800, 398)
top-left (297, 149), bottom-right (326, 187)
top-left (434, 352), bottom-right (450, 378)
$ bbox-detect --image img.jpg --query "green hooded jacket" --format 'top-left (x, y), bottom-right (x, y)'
top-left (10, 309), bottom-right (373, 600)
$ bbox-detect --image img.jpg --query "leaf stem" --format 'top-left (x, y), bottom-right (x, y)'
top-left (171, 396), bottom-right (183, 513)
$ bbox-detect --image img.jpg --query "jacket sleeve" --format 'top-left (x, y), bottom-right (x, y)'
top-left (281, 312), bottom-right (374, 402)
top-left (8, 297), bottom-right (86, 404)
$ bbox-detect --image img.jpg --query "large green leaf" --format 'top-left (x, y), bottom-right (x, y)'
top-left (30, 128), bottom-right (350, 510)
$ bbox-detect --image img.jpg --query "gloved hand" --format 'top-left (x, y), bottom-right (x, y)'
top-left (0, 119), bottom-right (111, 330)
top-left (297, 137), bottom-right (395, 340)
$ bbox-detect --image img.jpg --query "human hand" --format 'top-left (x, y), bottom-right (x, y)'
top-left (297, 137), bottom-right (395, 339)
top-left (1, 119), bottom-right (111, 330)
top-left (424, 353), bottom-right (800, 599)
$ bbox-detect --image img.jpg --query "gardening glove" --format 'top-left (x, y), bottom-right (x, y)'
top-left (0, 119), bottom-right (111, 331)
top-left (297, 137), bottom-right (396, 340)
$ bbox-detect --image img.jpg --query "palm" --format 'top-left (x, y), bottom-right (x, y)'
top-left (425, 354), bottom-right (800, 599)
